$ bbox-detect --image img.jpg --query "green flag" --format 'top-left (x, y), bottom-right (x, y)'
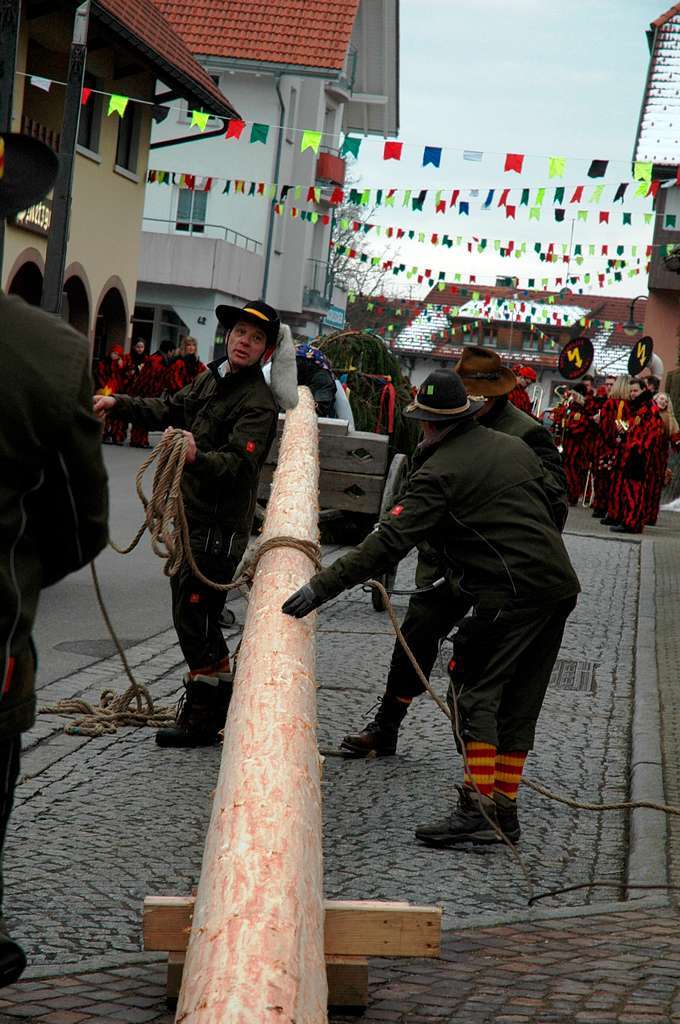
top-left (250, 123), bottom-right (269, 144)
top-left (107, 93), bottom-right (129, 118)
top-left (191, 110), bottom-right (209, 131)
top-left (300, 129), bottom-right (322, 153)
top-left (341, 136), bottom-right (362, 158)
top-left (633, 161), bottom-right (652, 182)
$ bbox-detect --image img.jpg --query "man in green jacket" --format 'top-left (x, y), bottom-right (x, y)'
top-left (283, 369), bottom-right (579, 848)
top-left (340, 347), bottom-right (568, 771)
top-left (0, 134), bottom-right (109, 987)
top-left (94, 300), bottom-right (279, 748)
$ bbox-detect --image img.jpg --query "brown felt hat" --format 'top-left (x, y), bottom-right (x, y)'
top-left (454, 346), bottom-right (517, 398)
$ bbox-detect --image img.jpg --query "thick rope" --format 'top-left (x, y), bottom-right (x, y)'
top-left (366, 577), bottom-right (680, 906)
top-left (40, 428), bottom-right (322, 737)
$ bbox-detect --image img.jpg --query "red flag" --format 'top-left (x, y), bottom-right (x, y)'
top-left (505, 205), bottom-right (516, 220)
top-left (647, 180), bottom-right (661, 198)
top-left (599, 211), bottom-right (609, 223)
top-left (436, 200), bottom-right (446, 213)
top-left (570, 185), bottom-right (584, 203)
top-left (498, 188), bottom-right (510, 207)
top-left (322, 214), bottom-right (329, 225)
top-left (330, 187), bottom-right (344, 204)
top-left (383, 141), bottom-right (403, 160)
top-left (397, 228), bottom-right (405, 239)
top-left (226, 119), bottom-right (246, 140)
top-left (81, 87), bottom-right (92, 105)
top-left (601, 245), bottom-right (608, 255)
top-left (449, 189), bottom-right (460, 207)
top-left (504, 153), bottom-right (524, 173)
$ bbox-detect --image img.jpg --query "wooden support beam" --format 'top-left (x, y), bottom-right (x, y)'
top-left (174, 387), bottom-right (327, 1023)
top-left (165, 953), bottom-right (369, 1012)
top-left (144, 896), bottom-right (442, 958)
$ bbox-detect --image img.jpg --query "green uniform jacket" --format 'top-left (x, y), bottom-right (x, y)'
top-left (113, 360), bottom-right (277, 561)
top-left (0, 293), bottom-right (109, 738)
top-left (477, 397), bottom-right (568, 530)
top-left (313, 419), bottom-right (580, 609)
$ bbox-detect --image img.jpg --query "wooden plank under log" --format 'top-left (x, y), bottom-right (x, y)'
top-left (144, 896), bottom-right (442, 958)
top-left (165, 953), bottom-right (369, 1011)
top-left (173, 386), bottom-right (327, 1023)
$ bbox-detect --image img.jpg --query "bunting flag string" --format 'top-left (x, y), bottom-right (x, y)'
top-left (332, 241), bottom-right (646, 294)
top-left (146, 168), bottom-right (663, 226)
top-left (345, 291), bottom-right (646, 337)
top-left (269, 201), bottom-right (643, 266)
top-left (17, 69), bottom-right (680, 181)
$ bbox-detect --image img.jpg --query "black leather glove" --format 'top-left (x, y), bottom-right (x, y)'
top-left (281, 583), bottom-right (324, 618)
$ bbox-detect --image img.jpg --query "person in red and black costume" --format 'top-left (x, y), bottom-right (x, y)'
top-left (551, 382), bottom-right (593, 505)
top-left (508, 365), bottom-right (536, 415)
top-left (609, 378), bottom-right (666, 534)
top-left (167, 336), bottom-right (206, 395)
top-left (125, 339), bottom-right (152, 449)
top-left (590, 374), bottom-right (621, 520)
top-left (97, 345), bottom-right (129, 445)
top-left (646, 392), bottom-right (680, 527)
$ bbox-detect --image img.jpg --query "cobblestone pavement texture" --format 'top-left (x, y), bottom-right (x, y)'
top-left (0, 506), bottom-right (678, 1021)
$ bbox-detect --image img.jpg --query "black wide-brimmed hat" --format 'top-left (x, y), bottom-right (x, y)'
top-left (404, 369), bottom-right (485, 423)
top-left (0, 133), bottom-right (59, 219)
top-left (454, 346), bottom-right (517, 398)
top-left (215, 299), bottom-right (280, 351)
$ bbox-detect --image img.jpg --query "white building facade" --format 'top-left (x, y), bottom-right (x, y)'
top-left (135, 0), bottom-right (400, 361)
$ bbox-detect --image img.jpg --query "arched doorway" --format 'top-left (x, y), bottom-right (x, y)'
top-left (63, 276), bottom-right (90, 336)
top-left (94, 286), bottom-right (127, 360)
top-left (8, 261), bottom-right (43, 306)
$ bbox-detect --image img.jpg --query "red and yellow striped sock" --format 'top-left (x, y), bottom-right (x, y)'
top-left (463, 741), bottom-right (497, 797)
top-left (494, 751), bottom-right (528, 801)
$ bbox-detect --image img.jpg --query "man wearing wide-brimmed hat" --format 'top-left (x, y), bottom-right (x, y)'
top-left (283, 368), bottom-right (579, 848)
top-left (334, 348), bottom-right (569, 781)
top-left (95, 299), bottom-right (294, 748)
top-left (0, 134), bottom-right (109, 987)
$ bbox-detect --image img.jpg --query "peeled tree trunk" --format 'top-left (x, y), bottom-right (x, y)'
top-left (176, 387), bottom-right (327, 1024)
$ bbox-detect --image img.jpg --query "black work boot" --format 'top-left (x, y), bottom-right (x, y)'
top-left (156, 674), bottom-right (233, 748)
top-left (0, 918), bottom-right (26, 989)
top-left (340, 696), bottom-right (410, 757)
top-left (493, 792), bottom-right (521, 843)
top-left (415, 785), bottom-right (501, 847)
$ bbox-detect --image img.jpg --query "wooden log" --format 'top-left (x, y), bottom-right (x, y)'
top-left (175, 386), bottom-right (326, 1023)
top-left (144, 897), bottom-right (442, 958)
top-left (164, 953), bottom-right (369, 1012)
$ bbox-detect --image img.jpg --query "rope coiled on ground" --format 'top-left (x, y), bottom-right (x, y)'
top-left (41, 430), bottom-right (321, 736)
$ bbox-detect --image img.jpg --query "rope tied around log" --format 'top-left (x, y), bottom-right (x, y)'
top-left (40, 429), bottom-right (322, 737)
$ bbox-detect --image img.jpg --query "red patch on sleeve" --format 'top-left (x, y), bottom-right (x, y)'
top-left (189, 593), bottom-right (202, 605)
top-left (1, 656), bottom-right (15, 697)
top-left (389, 504), bottom-right (404, 517)
top-left (245, 440), bottom-right (256, 453)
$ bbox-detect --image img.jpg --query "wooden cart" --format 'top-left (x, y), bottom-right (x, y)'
top-left (258, 416), bottom-right (409, 610)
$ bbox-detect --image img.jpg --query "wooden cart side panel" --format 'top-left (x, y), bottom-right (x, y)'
top-left (265, 431), bottom-right (389, 477)
top-left (258, 466), bottom-right (385, 514)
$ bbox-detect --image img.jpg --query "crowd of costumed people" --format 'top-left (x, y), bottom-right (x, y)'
top-left (543, 371), bottom-right (679, 535)
top-left (93, 336), bottom-right (206, 447)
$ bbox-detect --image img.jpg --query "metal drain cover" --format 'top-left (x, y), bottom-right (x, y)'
top-left (54, 638), bottom-right (140, 658)
top-left (549, 658), bottom-right (597, 693)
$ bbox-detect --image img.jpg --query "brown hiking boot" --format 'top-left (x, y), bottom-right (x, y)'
top-left (494, 792), bottom-right (521, 843)
top-left (156, 674), bottom-right (233, 748)
top-left (340, 696), bottom-right (410, 757)
top-left (415, 785), bottom-right (501, 847)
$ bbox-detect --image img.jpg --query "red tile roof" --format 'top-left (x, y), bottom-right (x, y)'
top-left (651, 3), bottom-right (680, 27)
top-left (92, 0), bottom-right (239, 118)
top-left (155, 0), bottom-right (360, 69)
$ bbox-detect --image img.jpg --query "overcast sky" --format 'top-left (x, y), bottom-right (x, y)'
top-left (347, 0), bottom-right (665, 299)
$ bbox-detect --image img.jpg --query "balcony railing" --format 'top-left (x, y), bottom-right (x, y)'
top-left (303, 258), bottom-right (333, 311)
top-left (21, 115), bottom-right (60, 152)
top-left (142, 216), bottom-right (262, 253)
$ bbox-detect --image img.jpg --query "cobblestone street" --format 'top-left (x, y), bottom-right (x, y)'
top-left (1, 512), bottom-right (678, 1021)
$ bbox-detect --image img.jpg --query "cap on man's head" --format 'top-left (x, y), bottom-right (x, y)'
top-left (404, 369), bottom-right (484, 423)
top-left (216, 299), bottom-right (280, 356)
top-left (454, 346), bottom-right (516, 398)
top-left (0, 133), bottom-right (59, 220)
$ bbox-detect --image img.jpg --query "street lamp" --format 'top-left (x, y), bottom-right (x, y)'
top-left (622, 295), bottom-right (647, 336)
